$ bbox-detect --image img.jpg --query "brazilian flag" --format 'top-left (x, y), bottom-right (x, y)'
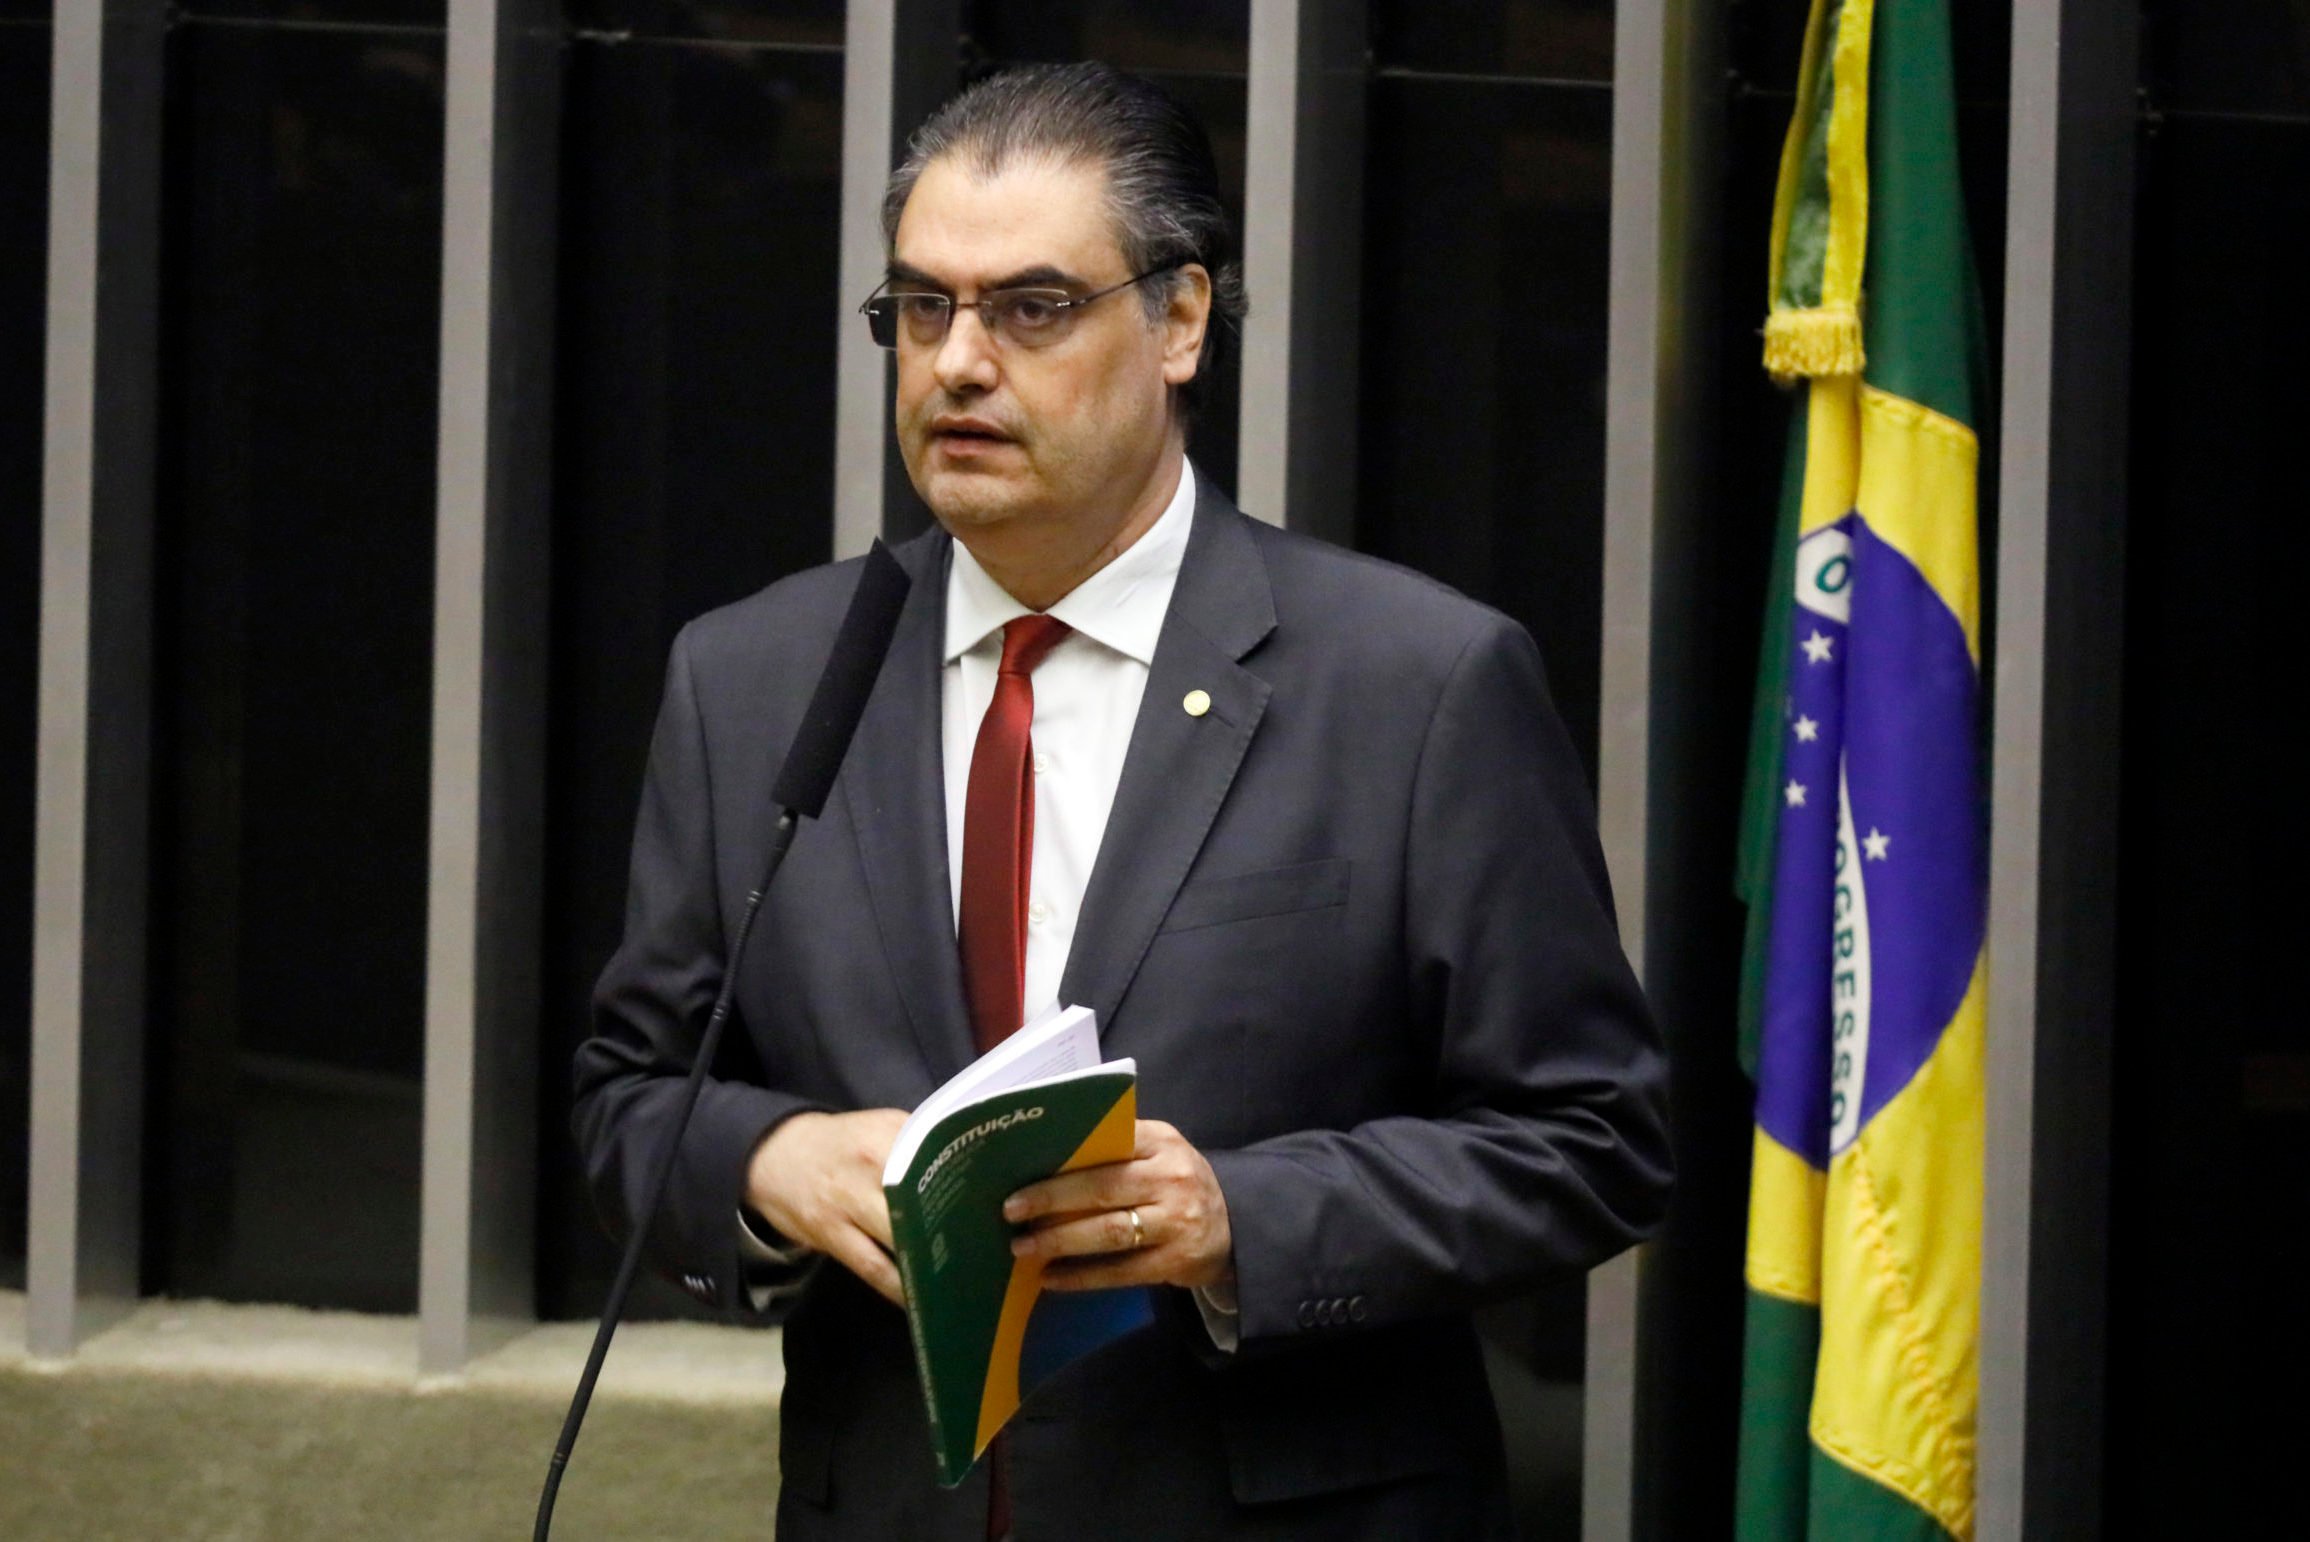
top-left (1733, 0), bottom-right (1990, 1537)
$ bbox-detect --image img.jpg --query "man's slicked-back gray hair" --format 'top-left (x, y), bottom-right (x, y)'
top-left (881, 61), bottom-right (1249, 416)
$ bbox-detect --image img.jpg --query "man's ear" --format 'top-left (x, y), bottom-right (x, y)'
top-left (1160, 264), bottom-right (1214, 388)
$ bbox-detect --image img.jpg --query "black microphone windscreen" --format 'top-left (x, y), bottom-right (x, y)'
top-left (771, 540), bottom-right (914, 819)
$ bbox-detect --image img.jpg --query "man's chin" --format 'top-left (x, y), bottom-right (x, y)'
top-left (917, 465), bottom-right (1034, 531)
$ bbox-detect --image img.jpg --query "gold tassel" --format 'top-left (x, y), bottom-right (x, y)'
top-left (1763, 306), bottom-right (1865, 383)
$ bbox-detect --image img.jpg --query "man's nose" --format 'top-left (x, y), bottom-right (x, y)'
top-left (931, 304), bottom-right (1000, 394)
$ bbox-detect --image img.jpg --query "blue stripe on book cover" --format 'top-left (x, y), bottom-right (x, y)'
top-left (1020, 1287), bottom-right (1156, 1393)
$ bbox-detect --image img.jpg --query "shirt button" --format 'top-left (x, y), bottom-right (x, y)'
top-left (1028, 901), bottom-right (1050, 927)
top-left (1032, 751), bottom-right (1050, 777)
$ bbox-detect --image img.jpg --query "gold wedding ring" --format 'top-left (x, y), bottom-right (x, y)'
top-left (1127, 1207), bottom-right (1145, 1249)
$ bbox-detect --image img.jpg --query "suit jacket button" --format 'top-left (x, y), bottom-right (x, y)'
top-left (1324, 1299), bottom-right (1344, 1326)
top-left (1297, 1300), bottom-right (1317, 1329)
top-left (1349, 1296), bottom-right (1368, 1323)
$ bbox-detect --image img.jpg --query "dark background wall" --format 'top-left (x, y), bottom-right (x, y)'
top-left (142, 0), bottom-right (445, 1314)
top-left (538, 0), bottom-right (848, 1325)
top-left (2108, 2), bottom-right (2310, 1528)
top-left (1354, 15), bottom-right (1619, 1485)
top-left (1360, 0), bottom-right (1614, 790)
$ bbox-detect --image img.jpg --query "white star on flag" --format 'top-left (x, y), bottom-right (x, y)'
top-left (1794, 715), bottom-right (1819, 742)
top-left (1802, 631), bottom-right (1835, 664)
top-left (1864, 828), bottom-right (1891, 861)
top-left (1785, 781), bottom-right (1807, 808)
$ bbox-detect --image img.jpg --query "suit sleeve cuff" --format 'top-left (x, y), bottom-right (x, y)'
top-left (736, 1206), bottom-right (822, 1313)
top-left (737, 1206), bottom-right (815, 1266)
top-left (1190, 1279), bottom-right (1241, 1353)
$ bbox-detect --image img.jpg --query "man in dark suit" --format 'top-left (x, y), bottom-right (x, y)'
top-left (573, 62), bottom-right (1672, 1540)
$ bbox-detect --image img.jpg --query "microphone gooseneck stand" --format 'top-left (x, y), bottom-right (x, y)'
top-left (534, 541), bottom-right (912, 1542)
top-left (534, 811), bottom-right (795, 1542)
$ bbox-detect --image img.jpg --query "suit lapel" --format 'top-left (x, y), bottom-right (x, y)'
top-left (1060, 475), bottom-right (1277, 1030)
top-left (841, 529), bottom-right (978, 1083)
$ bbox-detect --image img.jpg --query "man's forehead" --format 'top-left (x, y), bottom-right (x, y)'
top-left (891, 154), bottom-right (1125, 287)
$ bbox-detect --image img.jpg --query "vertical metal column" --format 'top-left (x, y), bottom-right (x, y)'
top-left (1238, 0), bottom-right (1365, 540)
top-left (834, 0), bottom-right (959, 558)
top-left (1978, 0), bottom-right (2139, 1533)
top-left (1587, 0), bottom-right (1659, 1492)
top-left (1594, 0), bottom-right (1723, 1532)
top-left (28, 0), bottom-right (166, 1358)
top-left (1589, 0), bottom-right (1669, 1524)
top-left (421, 0), bottom-right (561, 1374)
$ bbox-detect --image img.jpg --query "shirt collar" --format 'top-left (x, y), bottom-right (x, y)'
top-left (942, 461), bottom-right (1196, 667)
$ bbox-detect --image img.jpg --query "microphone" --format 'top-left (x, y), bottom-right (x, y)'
top-left (774, 540), bottom-right (914, 817)
top-left (536, 540), bottom-right (914, 1541)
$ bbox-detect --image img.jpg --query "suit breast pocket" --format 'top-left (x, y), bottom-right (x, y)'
top-left (1138, 859), bottom-right (1356, 1149)
top-left (1158, 857), bottom-right (1351, 935)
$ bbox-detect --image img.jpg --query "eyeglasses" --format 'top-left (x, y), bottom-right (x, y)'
top-left (860, 263), bottom-right (1183, 351)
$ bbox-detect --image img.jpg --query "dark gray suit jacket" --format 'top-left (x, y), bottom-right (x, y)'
top-left (572, 478), bottom-right (1673, 1540)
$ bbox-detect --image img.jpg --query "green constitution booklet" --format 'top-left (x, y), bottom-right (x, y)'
top-left (881, 1003), bottom-right (1153, 1485)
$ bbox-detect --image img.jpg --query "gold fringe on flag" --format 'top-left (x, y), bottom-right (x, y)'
top-left (1763, 0), bottom-right (1876, 382)
top-left (1763, 308), bottom-right (1865, 380)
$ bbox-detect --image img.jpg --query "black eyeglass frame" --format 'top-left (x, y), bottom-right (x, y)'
top-left (858, 262), bottom-right (1187, 350)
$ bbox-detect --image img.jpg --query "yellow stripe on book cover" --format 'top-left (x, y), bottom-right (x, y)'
top-left (971, 1085), bottom-right (1140, 1457)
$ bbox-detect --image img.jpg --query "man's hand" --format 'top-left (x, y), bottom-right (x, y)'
top-left (1002, 1120), bottom-right (1234, 1292)
top-left (744, 1109), bottom-right (910, 1305)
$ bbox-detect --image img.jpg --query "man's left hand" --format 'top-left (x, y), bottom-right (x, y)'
top-left (1003, 1120), bottom-right (1233, 1292)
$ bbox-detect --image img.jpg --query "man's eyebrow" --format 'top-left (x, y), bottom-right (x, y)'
top-left (884, 260), bottom-right (945, 290)
top-left (883, 260), bottom-right (1088, 292)
top-left (986, 264), bottom-right (1084, 291)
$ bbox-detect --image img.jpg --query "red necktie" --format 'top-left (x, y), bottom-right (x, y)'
top-left (957, 614), bottom-right (1068, 1542)
top-left (959, 614), bottom-right (1071, 1054)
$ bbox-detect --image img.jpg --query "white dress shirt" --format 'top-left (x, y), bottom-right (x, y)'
top-left (939, 461), bottom-right (1193, 1012)
top-left (746, 462), bottom-right (1236, 1346)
